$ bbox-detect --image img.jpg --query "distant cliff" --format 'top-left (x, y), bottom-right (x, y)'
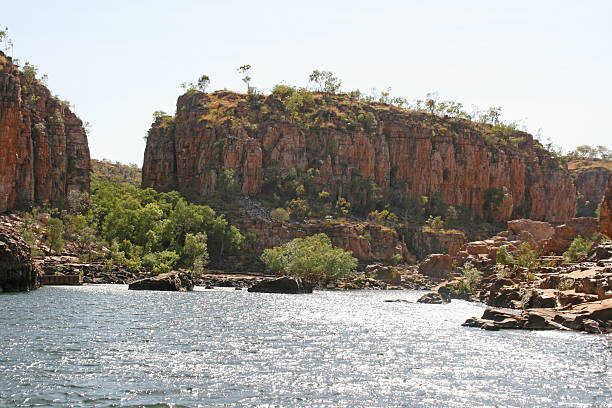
top-left (601, 175), bottom-right (612, 237)
top-left (0, 51), bottom-right (90, 212)
top-left (568, 161), bottom-right (611, 217)
top-left (143, 90), bottom-right (576, 224)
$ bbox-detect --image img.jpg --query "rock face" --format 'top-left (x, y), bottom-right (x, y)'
top-left (601, 174), bottom-right (612, 238)
top-left (0, 224), bottom-right (41, 292)
top-left (247, 276), bottom-right (313, 294)
top-left (0, 51), bottom-right (90, 212)
top-left (143, 90), bottom-right (576, 224)
top-left (418, 254), bottom-right (453, 279)
top-left (128, 271), bottom-right (195, 291)
top-left (572, 166), bottom-right (611, 217)
top-left (240, 218), bottom-right (408, 264)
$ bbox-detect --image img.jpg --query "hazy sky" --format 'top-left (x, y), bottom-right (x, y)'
top-left (3, 1), bottom-right (611, 165)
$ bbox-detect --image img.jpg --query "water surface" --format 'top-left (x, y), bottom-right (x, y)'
top-left (1, 285), bottom-right (611, 407)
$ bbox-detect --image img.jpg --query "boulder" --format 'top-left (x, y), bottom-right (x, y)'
top-left (128, 271), bottom-right (194, 291)
top-left (0, 224), bottom-right (41, 292)
top-left (417, 292), bottom-right (450, 304)
top-left (418, 254), bottom-right (453, 279)
top-left (365, 264), bottom-right (401, 285)
top-left (247, 276), bottom-right (313, 294)
top-left (507, 219), bottom-right (555, 242)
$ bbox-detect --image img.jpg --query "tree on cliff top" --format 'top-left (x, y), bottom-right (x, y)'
top-left (238, 64), bottom-right (252, 92)
top-left (309, 70), bottom-right (341, 94)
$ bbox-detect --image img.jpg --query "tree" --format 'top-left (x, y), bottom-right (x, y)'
top-left (183, 232), bottom-right (209, 271)
top-left (46, 217), bottom-right (64, 253)
top-left (260, 233), bottom-right (358, 283)
top-left (197, 75), bottom-right (210, 92)
top-left (308, 70), bottom-right (341, 94)
top-left (238, 64), bottom-right (252, 92)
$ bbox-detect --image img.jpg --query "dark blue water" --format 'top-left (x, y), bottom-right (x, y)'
top-left (1, 285), bottom-right (611, 407)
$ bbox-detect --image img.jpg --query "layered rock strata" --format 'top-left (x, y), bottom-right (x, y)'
top-left (143, 90), bottom-right (576, 224)
top-left (601, 174), bottom-right (612, 237)
top-left (0, 51), bottom-right (90, 212)
top-left (0, 223), bottom-right (41, 292)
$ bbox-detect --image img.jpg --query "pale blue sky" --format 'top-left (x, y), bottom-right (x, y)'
top-left (3, 1), bottom-right (611, 165)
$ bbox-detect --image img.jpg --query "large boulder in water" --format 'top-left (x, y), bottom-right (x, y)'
top-left (417, 292), bottom-right (450, 304)
top-left (247, 277), bottom-right (313, 294)
top-left (128, 271), bottom-right (194, 291)
top-left (0, 224), bottom-right (41, 292)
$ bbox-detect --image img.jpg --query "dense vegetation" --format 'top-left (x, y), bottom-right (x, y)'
top-left (18, 176), bottom-right (244, 275)
top-left (260, 234), bottom-right (358, 283)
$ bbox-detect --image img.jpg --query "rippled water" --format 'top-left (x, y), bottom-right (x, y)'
top-left (1, 285), bottom-right (611, 407)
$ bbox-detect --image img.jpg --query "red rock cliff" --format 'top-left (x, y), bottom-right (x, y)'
top-left (0, 52), bottom-right (90, 211)
top-left (601, 174), bottom-right (612, 237)
top-left (571, 165), bottom-right (611, 217)
top-left (143, 90), bottom-right (576, 223)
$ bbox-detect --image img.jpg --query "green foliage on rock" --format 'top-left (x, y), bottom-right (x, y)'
top-left (563, 235), bottom-right (594, 262)
top-left (260, 233), bottom-right (358, 283)
top-left (454, 261), bottom-right (483, 295)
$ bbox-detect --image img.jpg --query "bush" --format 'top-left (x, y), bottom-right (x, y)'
top-left (563, 235), bottom-right (593, 262)
top-left (511, 242), bottom-right (538, 269)
top-left (495, 246), bottom-right (512, 265)
top-left (454, 262), bottom-right (482, 294)
top-left (270, 207), bottom-right (290, 223)
top-left (426, 215), bottom-right (444, 231)
top-left (388, 253), bottom-right (403, 266)
top-left (46, 217), bottom-right (64, 253)
top-left (260, 233), bottom-right (358, 283)
top-left (142, 250), bottom-right (180, 275)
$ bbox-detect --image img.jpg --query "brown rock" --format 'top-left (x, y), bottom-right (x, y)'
top-left (601, 174), bottom-right (612, 238)
top-left (365, 264), bottom-right (401, 285)
top-left (247, 276), bottom-right (313, 294)
top-left (0, 51), bottom-right (90, 212)
top-left (507, 219), bottom-right (555, 242)
top-left (418, 254), bottom-right (453, 279)
top-left (573, 166), bottom-right (611, 217)
top-left (142, 90), bottom-right (576, 224)
top-left (128, 271), bottom-right (194, 291)
top-left (417, 292), bottom-right (450, 304)
top-left (0, 224), bottom-right (41, 292)
top-left (540, 217), bottom-right (600, 255)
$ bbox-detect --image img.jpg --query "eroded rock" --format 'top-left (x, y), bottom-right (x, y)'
top-left (128, 271), bottom-right (195, 291)
top-left (247, 276), bottom-right (313, 294)
top-left (0, 224), bottom-right (41, 292)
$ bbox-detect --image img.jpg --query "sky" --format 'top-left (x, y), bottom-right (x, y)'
top-left (3, 0), bottom-right (611, 165)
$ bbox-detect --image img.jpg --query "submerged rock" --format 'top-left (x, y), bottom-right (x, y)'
top-left (0, 224), bottom-right (41, 292)
top-left (417, 292), bottom-right (450, 304)
top-left (247, 276), bottom-right (313, 294)
top-left (128, 271), bottom-right (194, 291)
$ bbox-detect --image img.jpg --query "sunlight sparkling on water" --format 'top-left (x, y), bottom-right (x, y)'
top-left (1, 285), bottom-right (611, 407)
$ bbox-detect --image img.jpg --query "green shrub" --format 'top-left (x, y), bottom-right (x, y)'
top-left (142, 250), bottom-right (180, 275)
top-left (270, 207), bottom-right (290, 223)
top-left (388, 253), bottom-right (403, 266)
top-left (260, 233), bottom-right (358, 283)
top-left (454, 262), bottom-right (482, 294)
top-left (495, 246), bottom-right (512, 265)
top-left (46, 217), bottom-right (64, 253)
top-left (511, 242), bottom-right (537, 269)
top-left (563, 235), bottom-right (593, 262)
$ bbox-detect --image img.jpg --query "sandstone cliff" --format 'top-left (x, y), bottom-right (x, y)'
top-left (0, 51), bottom-right (90, 212)
top-left (570, 164), bottom-right (611, 217)
top-left (143, 90), bottom-right (575, 224)
top-left (601, 174), bottom-right (612, 237)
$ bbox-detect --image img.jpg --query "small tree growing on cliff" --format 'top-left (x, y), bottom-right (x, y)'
top-left (197, 75), bottom-right (210, 92)
top-left (309, 70), bottom-right (341, 94)
top-left (238, 64), bottom-right (252, 92)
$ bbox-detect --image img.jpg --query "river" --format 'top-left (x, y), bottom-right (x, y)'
top-left (1, 285), bottom-right (611, 407)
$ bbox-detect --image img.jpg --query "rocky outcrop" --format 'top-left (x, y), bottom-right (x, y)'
top-left (247, 276), bottom-right (313, 294)
top-left (143, 90), bottom-right (576, 224)
top-left (601, 174), bottom-right (612, 238)
top-left (400, 226), bottom-right (466, 259)
top-left (240, 218), bottom-right (408, 264)
top-left (418, 254), bottom-right (453, 279)
top-left (417, 292), bottom-right (450, 304)
top-left (572, 165), bottom-right (611, 217)
top-left (463, 299), bottom-right (612, 334)
top-left (0, 224), bottom-right (41, 292)
top-left (364, 263), bottom-right (402, 285)
top-left (128, 271), bottom-right (195, 291)
top-left (0, 51), bottom-right (90, 212)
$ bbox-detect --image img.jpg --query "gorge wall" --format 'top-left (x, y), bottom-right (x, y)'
top-left (571, 165), bottom-right (611, 217)
top-left (143, 90), bottom-right (576, 224)
top-left (601, 174), bottom-right (612, 237)
top-left (0, 51), bottom-right (90, 212)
